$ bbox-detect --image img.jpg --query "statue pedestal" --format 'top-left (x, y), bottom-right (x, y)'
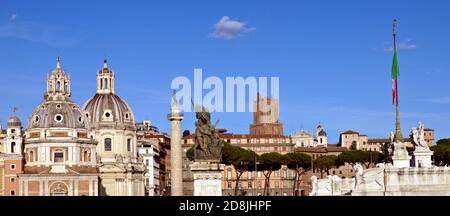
top-left (190, 161), bottom-right (225, 196)
top-left (412, 148), bottom-right (433, 168)
top-left (392, 141), bottom-right (411, 168)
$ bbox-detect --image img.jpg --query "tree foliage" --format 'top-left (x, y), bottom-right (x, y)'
top-left (336, 150), bottom-right (381, 168)
top-left (431, 138), bottom-right (450, 166)
top-left (314, 155), bottom-right (337, 178)
top-left (222, 142), bottom-right (258, 196)
top-left (437, 138), bottom-right (450, 146)
top-left (259, 152), bottom-right (283, 196)
top-left (283, 152), bottom-right (311, 195)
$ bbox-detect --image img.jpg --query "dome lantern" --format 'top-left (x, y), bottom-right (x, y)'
top-left (96, 59), bottom-right (115, 95)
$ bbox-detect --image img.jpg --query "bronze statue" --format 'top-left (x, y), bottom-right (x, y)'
top-left (193, 103), bottom-right (223, 162)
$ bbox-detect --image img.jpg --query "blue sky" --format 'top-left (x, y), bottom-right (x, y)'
top-left (0, 0), bottom-right (449, 143)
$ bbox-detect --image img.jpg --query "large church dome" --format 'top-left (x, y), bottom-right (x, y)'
top-left (82, 60), bottom-right (136, 130)
top-left (28, 101), bottom-right (88, 129)
top-left (27, 58), bottom-right (89, 130)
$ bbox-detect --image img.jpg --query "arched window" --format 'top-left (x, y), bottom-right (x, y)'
top-left (83, 150), bottom-right (90, 162)
top-left (104, 138), bottom-right (112, 151)
top-left (56, 81), bottom-right (61, 92)
top-left (104, 78), bottom-right (108, 90)
top-left (11, 142), bottom-right (16, 153)
top-left (64, 81), bottom-right (68, 92)
top-left (29, 150), bottom-right (34, 162)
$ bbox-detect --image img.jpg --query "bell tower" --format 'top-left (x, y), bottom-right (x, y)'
top-left (5, 109), bottom-right (23, 155)
top-left (96, 60), bottom-right (115, 94)
top-left (3, 108), bottom-right (24, 196)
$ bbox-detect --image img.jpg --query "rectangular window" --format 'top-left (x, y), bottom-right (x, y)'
top-left (256, 139), bottom-right (260, 143)
top-left (227, 181), bottom-right (232, 189)
top-left (237, 139), bottom-right (241, 144)
top-left (104, 138), bottom-right (112, 152)
top-left (248, 171), bottom-right (252, 179)
top-left (10, 190), bottom-right (15, 196)
top-left (274, 170), bottom-right (279, 177)
top-left (257, 171), bottom-right (262, 178)
top-left (248, 181), bottom-right (253, 189)
top-left (257, 181), bottom-right (262, 189)
top-left (265, 139), bottom-right (269, 143)
top-left (227, 170), bottom-right (232, 179)
top-left (275, 181), bottom-right (279, 189)
top-left (146, 159), bottom-right (150, 166)
top-left (10, 178), bottom-right (15, 183)
top-left (283, 170), bottom-right (287, 178)
top-left (54, 152), bottom-right (64, 163)
top-left (127, 139), bottom-right (132, 152)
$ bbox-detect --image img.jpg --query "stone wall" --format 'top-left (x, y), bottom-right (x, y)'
top-left (311, 163), bottom-right (450, 196)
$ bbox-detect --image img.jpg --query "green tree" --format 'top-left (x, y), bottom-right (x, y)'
top-left (314, 155), bottom-right (337, 178)
top-left (259, 152), bottom-right (283, 196)
top-left (336, 150), bottom-right (379, 168)
top-left (222, 143), bottom-right (258, 196)
top-left (437, 138), bottom-right (450, 146)
top-left (431, 139), bottom-right (450, 166)
top-left (283, 152), bottom-right (311, 196)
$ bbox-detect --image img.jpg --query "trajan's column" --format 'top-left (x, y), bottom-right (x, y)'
top-left (168, 91), bottom-right (184, 196)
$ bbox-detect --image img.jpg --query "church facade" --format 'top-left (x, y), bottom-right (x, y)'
top-left (83, 60), bottom-right (145, 196)
top-left (0, 58), bottom-right (146, 196)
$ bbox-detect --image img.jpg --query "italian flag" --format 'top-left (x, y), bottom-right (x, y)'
top-left (391, 47), bottom-right (400, 106)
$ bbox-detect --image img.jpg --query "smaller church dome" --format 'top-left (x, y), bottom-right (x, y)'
top-left (83, 94), bottom-right (135, 128)
top-left (8, 115), bottom-right (22, 127)
top-left (82, 60), bottom-right (135, 130)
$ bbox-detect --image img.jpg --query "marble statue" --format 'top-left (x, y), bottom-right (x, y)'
top-left (192, 104), bottom-right (223, 162)
top-left (410, 122), bottom-right (430, 150)
top-left (353, 163), bottom-right (385, 191)
top-left (309, 176), bottom-right (318, 196)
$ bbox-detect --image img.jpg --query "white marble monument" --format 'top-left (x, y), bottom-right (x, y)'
top-left (190, 162), bottom-right (225, 196)
top-left (411, 122), bottom-right (433, 168)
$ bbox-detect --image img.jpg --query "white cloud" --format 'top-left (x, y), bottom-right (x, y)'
top-left (398, 38), bottom-right (416, 49)
top-left (11, 14), bottom-right (17, 22)
top-left (210, 16), bottom-right (255, 40)
top-left (0, 19), bottom-right (84, 48)
top-left (383, 38), bottom-right (416, 51)
top-left (419, 96), bottom-right (450, 104)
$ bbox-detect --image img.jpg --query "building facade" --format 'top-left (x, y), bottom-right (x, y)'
top-left (136, 121), bottom-right (171, 196)
top-left (339, 128), bottom-right (435, 152)
top-left (83, 60), bottom-right (145, 196)
top-left (18, 59), bottom-right (98, 196)
top-left (291, 124), bottom-right (328, 148)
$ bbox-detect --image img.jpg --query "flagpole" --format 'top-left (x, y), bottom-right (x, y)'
top-left (392, 19), bottom-right (403, 142)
